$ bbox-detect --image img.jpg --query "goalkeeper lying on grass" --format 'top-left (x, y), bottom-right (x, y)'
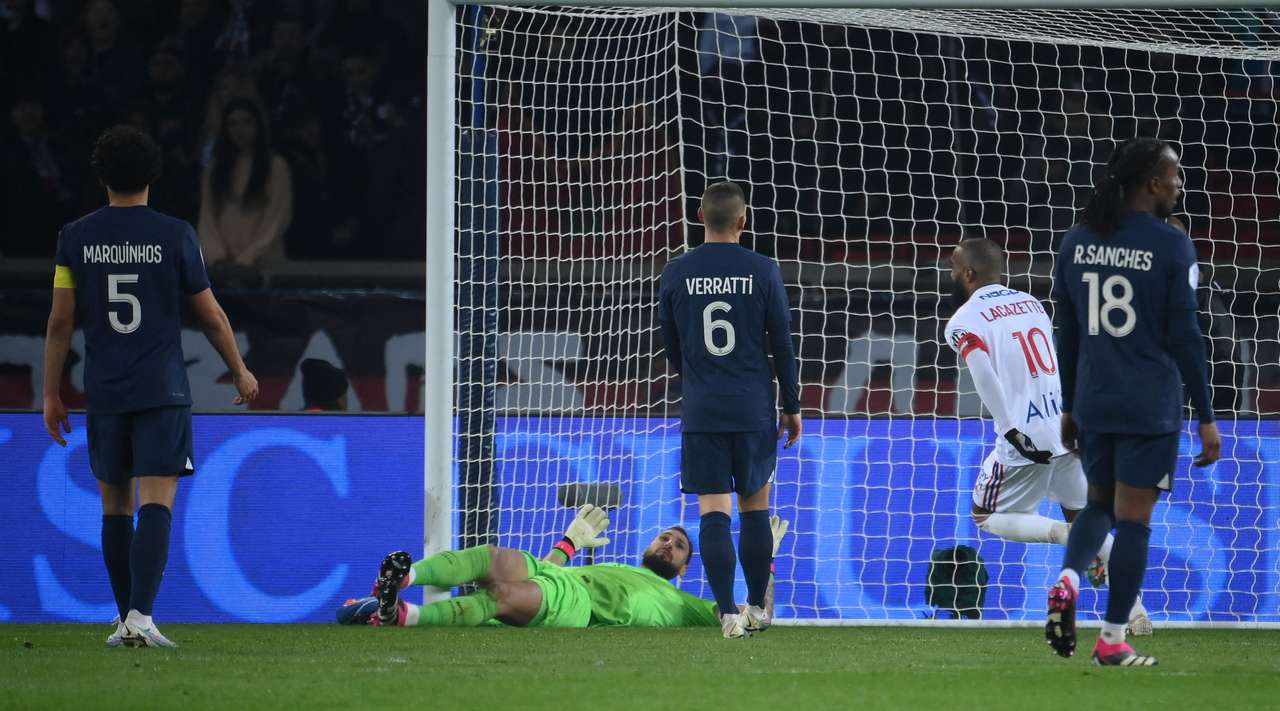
top-left (337, 505), bottom-right (788, 631)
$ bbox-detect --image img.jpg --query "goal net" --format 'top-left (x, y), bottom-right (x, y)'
top-left (451, 3), bottom-right (1280, 625)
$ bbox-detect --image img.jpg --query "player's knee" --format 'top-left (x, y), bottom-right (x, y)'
top-left (487, 581), bottom-right (510, 601)
top-left (1085, 499), bottom-right (1115, 520)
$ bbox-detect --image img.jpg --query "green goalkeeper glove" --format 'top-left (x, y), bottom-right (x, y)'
top-left (770, 515), bottom-right (789, 557)
top-left (564, 504), bottom-right (611, 550)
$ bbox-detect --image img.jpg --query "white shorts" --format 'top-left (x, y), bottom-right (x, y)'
top-left (972, 451), bottom-right (1087, 514)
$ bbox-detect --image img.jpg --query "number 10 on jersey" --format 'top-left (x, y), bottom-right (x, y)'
top-left (1013, 328), bottom-right (1056, 377)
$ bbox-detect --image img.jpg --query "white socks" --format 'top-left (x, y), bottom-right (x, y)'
top-left (1097, 533), bottom-right (1115, 564)
top-left (979, 513), bottom-right (1069, 544)
top-left (403, 602), bottom-right (420, 626)
top-left (984, 516), bottom-right (1146, 626)
top-left (125, 610), bottom-right (153, 629)
top-left (1101, 621), bottom-right (1126, 645)
top-left (1057, 568), bottom-right (1081, 592)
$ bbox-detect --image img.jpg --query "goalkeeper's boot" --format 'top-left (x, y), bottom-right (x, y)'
top-left (336, 596), bottom-right (380, 626)
top-left (721, 613), bottom-right (750, 640)
top-left (106, 616), bottom-right (127, 648)
top-left (121, 611), bottom-right (178, 649)
top-left (1045, 575), bottom-right (1078, 658)
top-left (742, 604), bottom-right (771, 633)
top-left (1091, 638), bottom-right (1157, 667)
top-left (368, 599), bottom-right (409, 627)
top-left (1127, 596), bottom-right (1153, 637)
top-left (1086, 557), bottom-right (1107, 588)
top-left (374, 551), bottom-right (413, 625)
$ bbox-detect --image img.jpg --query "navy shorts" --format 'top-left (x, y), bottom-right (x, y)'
top-left (87, 406), bottom-right (195, 485)
top-left (1078, 430), bottom-right (1180, 492)
top-left (680, 429), bottom-right (778, 497)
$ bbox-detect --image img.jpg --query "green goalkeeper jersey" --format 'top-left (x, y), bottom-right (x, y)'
top-left (567, 563), bottom-right (719, 627)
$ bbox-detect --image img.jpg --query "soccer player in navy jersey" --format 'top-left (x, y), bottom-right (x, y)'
top-left (42, 127), bottom-right (259, 648)
top-left (657, 181), bottom-right (802, 638)
top-left (1046, 137), bottom-right (1220, 666)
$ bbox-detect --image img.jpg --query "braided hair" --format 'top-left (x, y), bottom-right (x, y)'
top-left (1080, 137), bottom-right (1173, 236)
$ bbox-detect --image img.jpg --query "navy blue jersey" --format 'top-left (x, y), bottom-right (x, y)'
top-left (657, 243), bottom-right (800, 432)
top-left (54, 206), bottom-right (211, 414)
top-left (1053, 211), bottom-right (1213, 434)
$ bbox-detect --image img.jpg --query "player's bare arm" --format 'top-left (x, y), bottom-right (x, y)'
top-left (1195, 421), bottom-right (1221, 467)
top-left (778, 412), bottom-right (802, 448)
top-left (41, 286), bottom-right (76, 446)
top-left (189, 288), bottom-right (259, 404)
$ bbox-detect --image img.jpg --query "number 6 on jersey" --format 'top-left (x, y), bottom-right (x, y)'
top-left (702, 301), bottom-right (735, 356)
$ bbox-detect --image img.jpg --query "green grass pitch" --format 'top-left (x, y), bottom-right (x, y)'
top-left (3, 625), bottom-right (1277, 710)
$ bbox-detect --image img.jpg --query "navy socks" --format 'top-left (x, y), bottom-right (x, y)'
top-left (1106, 521), bottom-right (1151, 625)
top-left (1062, 501), bottom-right (1114, 578)
top-left (101, 515), bottom-right (134, 620)
top-left (128, 504), bottom-right (172, 616)
top-left (738, 510), bottom-right (773, 608)
top-left (700, 512), bottom-right (738, 616)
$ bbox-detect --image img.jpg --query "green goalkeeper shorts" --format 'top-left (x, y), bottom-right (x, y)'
top-left (521, 552), bottom-right (592, 628)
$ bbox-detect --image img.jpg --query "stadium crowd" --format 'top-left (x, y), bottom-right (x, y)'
top-left (2, 4), bottom-right (1275, 412)
top-left (1, 0), bottom-right (426, 282)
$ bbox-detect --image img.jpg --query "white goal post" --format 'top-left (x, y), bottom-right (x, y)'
top-left (426, 0), bottom-right (1280, 625)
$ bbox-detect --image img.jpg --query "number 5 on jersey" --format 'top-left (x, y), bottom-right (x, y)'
top-left (108, 273), bottom-right (141, 334)
top-left (703, 301), bottom-right (735, 356)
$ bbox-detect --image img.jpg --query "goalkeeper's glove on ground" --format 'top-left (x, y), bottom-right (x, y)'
top-left (1004, 428), bottom-right (1053, 464)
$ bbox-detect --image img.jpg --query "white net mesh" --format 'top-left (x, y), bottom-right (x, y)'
top-left (455, 5), bottom-right (1280, 623)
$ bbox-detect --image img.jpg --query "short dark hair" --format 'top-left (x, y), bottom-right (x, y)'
top-left (301, 358), bottom-right (349, 411)
top-left (92, 126), bottom-right (161, 193)
top-left (701, 181), bottom-right (746, 232)
top-left (957, 238), bottom-right (1004, 282)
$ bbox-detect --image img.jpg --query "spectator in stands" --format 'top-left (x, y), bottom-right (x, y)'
top-left (174, 0), bottom-right (226, 92)
top-left (2, 0), bottom-right (53, 103)
top-left (137, 38), bottom-right (203, 221)
top-left (338, 45), bottom-right (404, 149)
top-left (696, 12), bottom-right (763, 181)
top-left (198, 98), bottom-right (293, 282)
top-left (300, 358), bottom-right (350, 412)
top-left (1, 92), bottom-right (78, 257)
top-left (315, 0), bottom-right (412, 91)
top-left (1198, 264), bottom-right (1249, 416)
top-left (200, 61), bottom-right (262, 164)
top-left (252, 14), bottom-right (337, 137)
top-left (44, 29), bottom-right (112, 211)
top-left (280, 105), bottom-right (348, 259)
top-left (334, 44), bottom-right (408, 255)
top-left (82, 0), bottom-right (144, 110)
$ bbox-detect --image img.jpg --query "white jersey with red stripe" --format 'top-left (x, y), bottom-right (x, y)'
top-left (945, 284), bottom-right (1070, 467)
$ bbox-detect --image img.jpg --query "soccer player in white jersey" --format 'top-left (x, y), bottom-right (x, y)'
top-left (944, 239), bottom-right (1149, 634)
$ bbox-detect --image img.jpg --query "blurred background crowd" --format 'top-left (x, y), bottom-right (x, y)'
top-left (1, 0), bottom-right (426, 284)
top-left (1, 3), bottom-right (1276, 414)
